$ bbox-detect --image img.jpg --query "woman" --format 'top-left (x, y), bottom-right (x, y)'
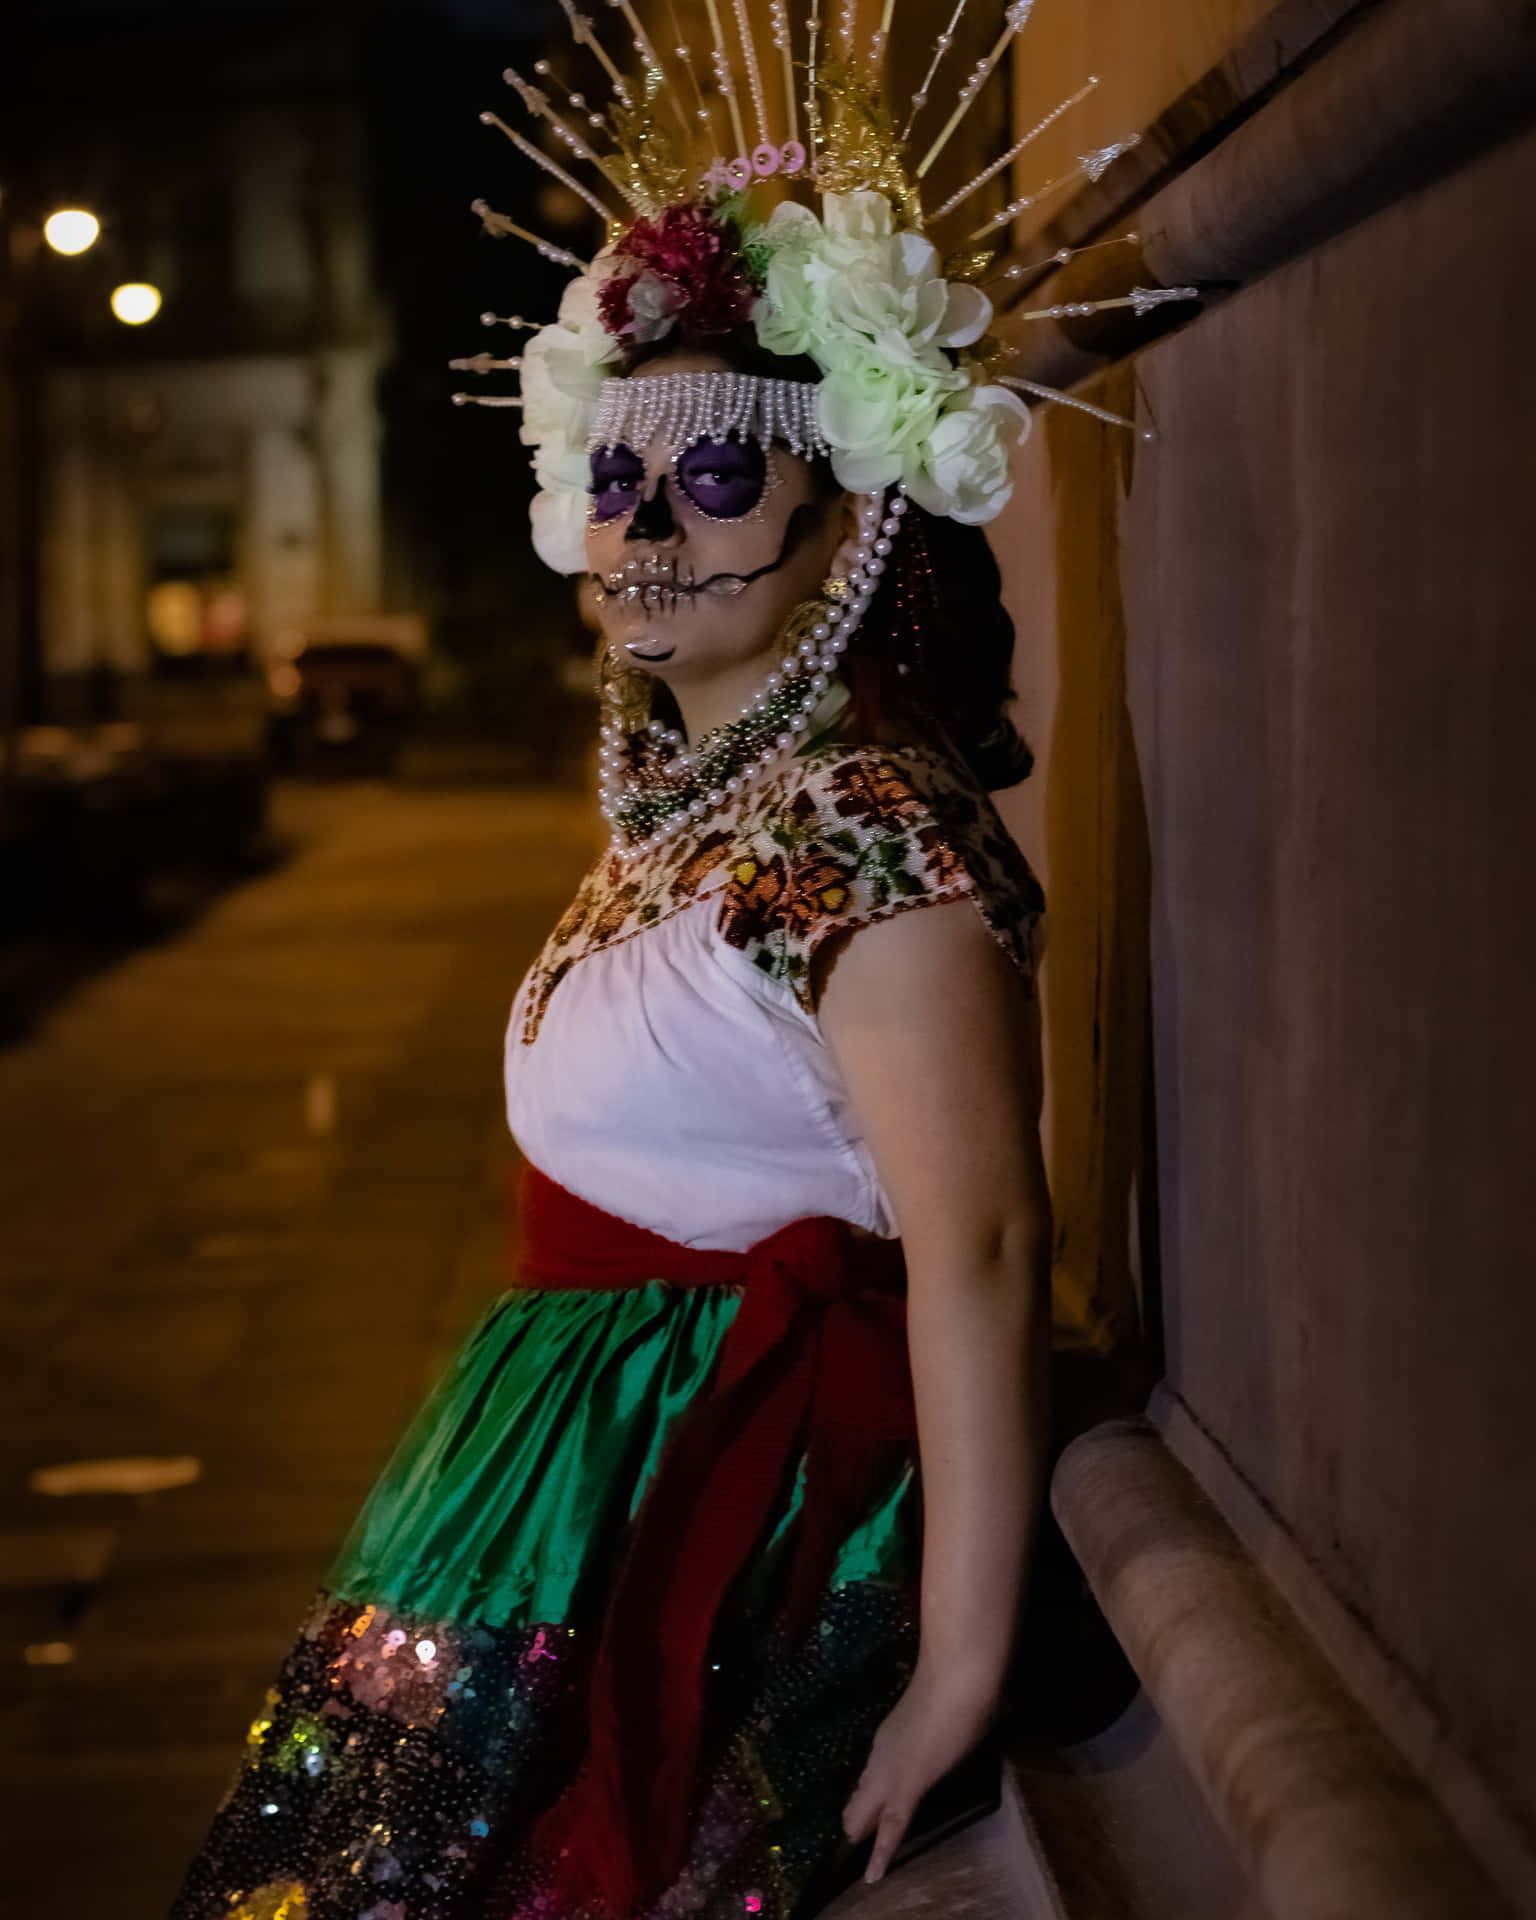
top-left (174, 44), bottom-right (1066, 1920)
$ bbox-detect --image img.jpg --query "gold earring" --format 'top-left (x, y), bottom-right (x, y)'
top-left (596, 640), bottom-right (653, 737)
top-left (821, 573), bottom-right (851, 602)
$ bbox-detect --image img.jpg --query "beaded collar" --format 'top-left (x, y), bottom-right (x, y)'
top-left (597, 487), bottom-right (908, 859)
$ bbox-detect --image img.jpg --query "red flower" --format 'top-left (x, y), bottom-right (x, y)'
top-left (599, 204), bottom-right (760, 346)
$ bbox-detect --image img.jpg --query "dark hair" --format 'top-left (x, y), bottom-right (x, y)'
top-left (619, 331), bottom-right (1034, 792)
top-left (842, 501), bottom-right (1034, 791)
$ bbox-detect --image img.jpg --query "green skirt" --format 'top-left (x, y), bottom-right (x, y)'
top-left (171, 1280), bottom-right (923, 1920)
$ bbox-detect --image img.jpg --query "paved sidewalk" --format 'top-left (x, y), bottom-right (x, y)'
top-left (0, 779), bottom-right (597, 1919)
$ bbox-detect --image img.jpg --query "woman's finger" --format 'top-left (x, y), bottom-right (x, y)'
top-left (841, 1774), bottom-right (880, 1842)
top-left (864, 1802), bottom-right (913, 1883)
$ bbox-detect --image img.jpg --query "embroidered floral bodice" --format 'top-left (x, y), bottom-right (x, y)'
top-left (504, 739), bottom-right (1045, 1253)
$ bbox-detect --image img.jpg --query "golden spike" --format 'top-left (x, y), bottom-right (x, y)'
top-left (448, 352), bottom-right (523, 372)
top-left (870, 0), bottom-right (897, 70)
top-left (1012, 285), bottom-right (1200, 322)
top-left (966, 162), bottom-right (1081, 238)
top-left (479, 113), bottom-right (623, 226)
top-left (982, 231), bottom-right (1141, 290)
top-left (609, 0), bottom-right (681, 112)
top-left (665, 4), bottom-right (714, 134)
top-left (901, 0), bottom-right (967, 140)
top-left (731, 0), bottom-right (772, 147)
top-left (452, 393), bottom-right (524, 408)
top-left (768, 0), bottom-right (799, 147)
top-left (505, 64), bottom-right (645, 212)
top-left (470, 199), bottom-right (589, 270)
top-left (967, 136), bottom-right (1140, 241)
top-left (610, 0), bottom-right (662, 76)
top-left (917, 0), bottom-right (1036, 181)
top-left (534, 58), bottom-right (621, 150)
top-left (673, 41), bottom-right (720, 147)
top-left (807, 0), bottom-right (824, 160)
top-left (503, 67), bottom-right (608, 172)
top-left (999, 373), bottom-right (1153, 437)
top-left (558, 0), bottom-right (633, 104)
top-left (703, 0), bottom-right (749, 156)
top-left (927, 77), bottom-right (1098, 221)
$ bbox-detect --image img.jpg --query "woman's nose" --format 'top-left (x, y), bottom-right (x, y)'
top-left (625, 476), bottom-right (681, 545)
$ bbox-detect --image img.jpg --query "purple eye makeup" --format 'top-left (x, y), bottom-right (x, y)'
top-left (588, 434), bottom-right (778, 528)
top-left (673, 434), bottom-right (772, 521)
top-left (588, 444), bottom-right (646, 524)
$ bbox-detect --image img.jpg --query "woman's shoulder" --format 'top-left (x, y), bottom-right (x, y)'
top-left (723, 737), bottom-right (1046, 1011)
top-left (757, 734), bottom-right (999, 827)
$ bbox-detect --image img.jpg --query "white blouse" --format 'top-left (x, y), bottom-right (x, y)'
top-left (504, 740), bottom-right (1044, 1255)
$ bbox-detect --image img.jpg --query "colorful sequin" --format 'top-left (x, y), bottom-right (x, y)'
top-left (172, 1578), bottom-right (917, 1919)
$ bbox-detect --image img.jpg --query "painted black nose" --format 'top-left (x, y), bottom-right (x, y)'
top-left (626, 476), bottom-right (677, 543)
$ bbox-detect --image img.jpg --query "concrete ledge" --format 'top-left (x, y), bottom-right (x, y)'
top-left (1001, 0), bottom-right (1536, 390)
top-left (1051, 1420), bottom-right (1511, 1920)
top-left (1153, 1388), bottom-right (1536, 1911)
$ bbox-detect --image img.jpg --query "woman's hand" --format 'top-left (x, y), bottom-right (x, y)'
top-left (821, 899), bottom-right (1052, 1887)
top-left (840, 1657), bottom-right (1001, 1883)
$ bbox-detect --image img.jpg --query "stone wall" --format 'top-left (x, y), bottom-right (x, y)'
top-left (983, 0), bottom-right (1536, 1894)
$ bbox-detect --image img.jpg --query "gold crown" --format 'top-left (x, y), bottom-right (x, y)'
top-left (455, 0), bottom-right (1197, 433)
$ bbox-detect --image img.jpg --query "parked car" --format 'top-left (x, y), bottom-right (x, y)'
top-left (266, 617), bottom-right (425, 772)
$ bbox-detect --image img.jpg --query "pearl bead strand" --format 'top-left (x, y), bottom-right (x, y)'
top-left (598, 489), bottom-right (903, 857)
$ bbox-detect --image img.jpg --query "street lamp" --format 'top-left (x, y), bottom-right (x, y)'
top-left (110, 282), bottom-right (161, 325)
top-left (43, 208), bottom-right (100, 255)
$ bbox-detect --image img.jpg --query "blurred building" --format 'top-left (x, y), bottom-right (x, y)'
top-left (5, 11), bottom-right (390, 724)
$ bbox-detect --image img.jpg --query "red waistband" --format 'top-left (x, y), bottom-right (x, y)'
top-left (512, 1164), bottom-right (917, 1918)
top-left (514, 1155), bottom-right (907, 1296)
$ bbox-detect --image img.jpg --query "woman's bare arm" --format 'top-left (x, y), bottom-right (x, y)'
top-left (817, 895), bottom-right (1052, 1880)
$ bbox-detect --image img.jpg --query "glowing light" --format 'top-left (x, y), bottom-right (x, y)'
top-left (111, 282), bottom-right (161, 325)
top-left (29, 1454), bottom-right (202, 1496)
top-left (24, 1642), bottom-right (77, 1666)
top-left (43, 208), bottom-right (99, 255)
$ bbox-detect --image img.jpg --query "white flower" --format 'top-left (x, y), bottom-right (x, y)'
top-left (902, 384), bottom-right (1032, 524)
top-left (754, 191), bottom-right (993, 371)
top-left (529, 484), bottom-right (590, 575)
top-left (817, 345), bottom-right (965, 494)
top-left (518, 256), bottom-right (620, 575)
top-left (748, 189), bottom-right (1021, 523)
top-left (519, 298), bottom-right (614, 451)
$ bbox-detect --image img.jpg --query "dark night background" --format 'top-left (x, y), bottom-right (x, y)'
top-left (3, 0), bottom-right (595, 736)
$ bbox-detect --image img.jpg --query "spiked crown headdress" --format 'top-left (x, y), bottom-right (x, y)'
top-left (453, 0), bottom-right (1196, 572)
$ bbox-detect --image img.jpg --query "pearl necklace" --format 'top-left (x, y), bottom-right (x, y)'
top-left (598, 488), bottom-right (905, 858)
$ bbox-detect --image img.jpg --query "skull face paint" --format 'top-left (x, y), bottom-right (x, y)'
top-left (582, 351), bottom-right (846, 699)
top-left (589, 445), bottom-right (647, 525)
top-left (588, 433), bottom-right (771, 528)
top-left (673, 435), bottom-right (770, 521)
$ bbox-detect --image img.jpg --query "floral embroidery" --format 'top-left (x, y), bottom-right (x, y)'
top-left (826, 755), bottom-right (931, 833)
top-left (516, 742), bottom-right (1044, 1041)
top-left (781, 854), bottom-right (859, 939)
top-left (669, 828), bottom-right (735, 903)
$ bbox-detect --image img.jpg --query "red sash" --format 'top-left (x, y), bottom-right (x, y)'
top-left (512, 1164), bottom-right (917, 1918)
